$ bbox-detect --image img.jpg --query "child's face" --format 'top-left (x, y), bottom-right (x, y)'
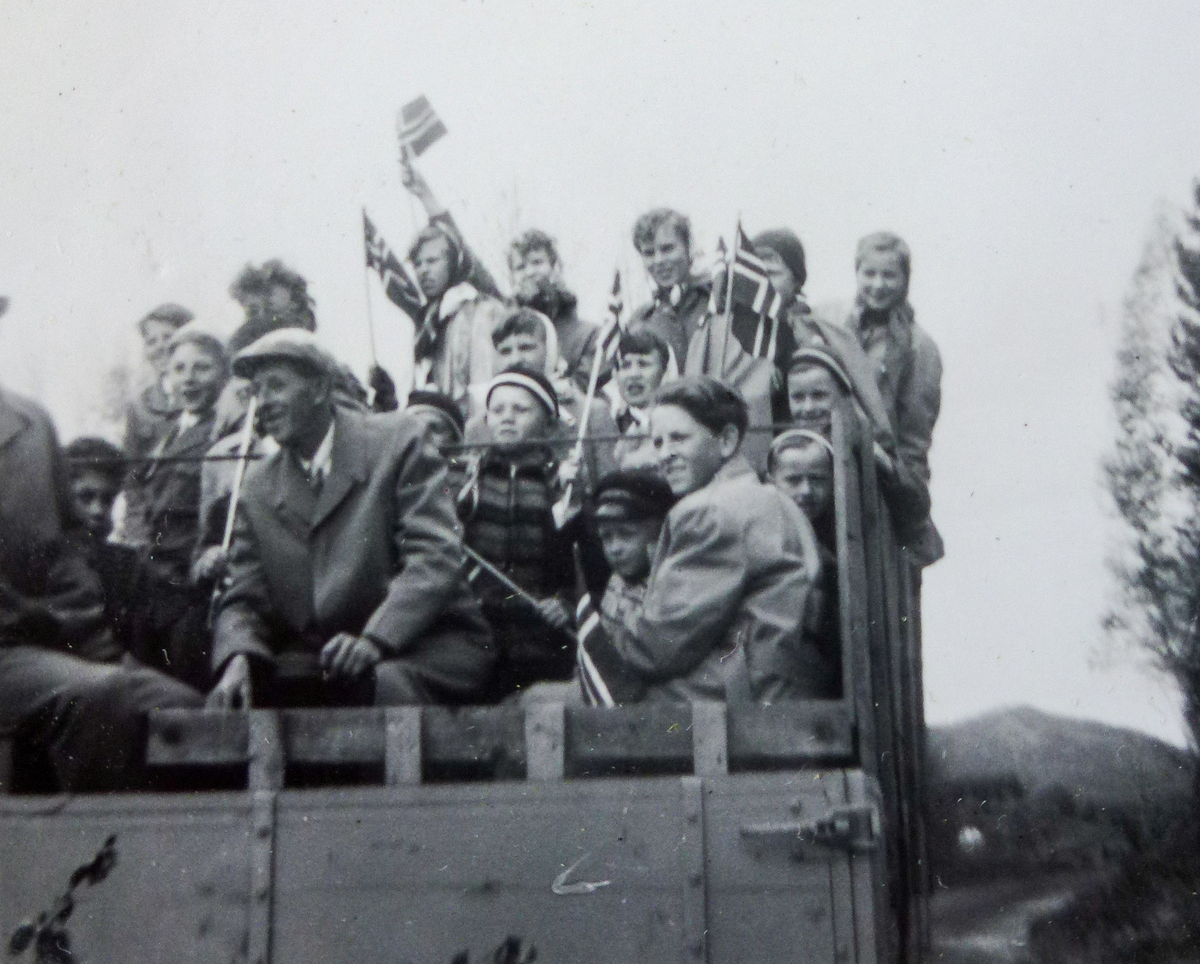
top-left (168, 342), bottom-right (227, 415)
top-left (787, 366), bottom-right (838, 435)
top-left (69, 469), bottom-right (119, 540)
top-left (597, 517), bottom-right (661, 582)
top-left (494, 331), bottom-right (548, 374)
top-left (855, 250), bottom-right (907, 312)
top-left (615, 351), bottom-right (665, 408)
top-left (486, 385), bottom-right (550, 448)
top-left (141, 319), bottom-right (178, 374)
top-left (410, 409), bottom-right (457, 454)
top-left (770, 445), bottom-right (834, 522)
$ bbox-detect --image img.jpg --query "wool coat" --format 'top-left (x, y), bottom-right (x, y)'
top-left (213, 406), bottom-right (494, 697)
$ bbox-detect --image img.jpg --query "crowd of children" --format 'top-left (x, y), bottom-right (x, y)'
top-left (0, 143), bottom-right (943, 788)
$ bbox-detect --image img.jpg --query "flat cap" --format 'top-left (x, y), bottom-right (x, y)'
top-left (231, 328), bottom-right (337, 380)
top-left (594, 469), bottom-right (677, 522)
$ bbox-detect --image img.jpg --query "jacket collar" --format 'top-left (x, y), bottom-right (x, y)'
top-left (710, 453), bottom-right (758, 487)
top-left (271, 407), bottom-right (371, 534)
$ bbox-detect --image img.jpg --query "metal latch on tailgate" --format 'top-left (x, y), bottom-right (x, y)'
top-left (740, 803), bottom-right (880, 857)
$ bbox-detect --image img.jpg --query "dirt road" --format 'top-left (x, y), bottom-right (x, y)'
top-left (929, 872), bottom-right (1091, 964)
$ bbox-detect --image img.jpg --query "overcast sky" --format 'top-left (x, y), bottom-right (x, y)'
top-left (2, 0), bottom-right (1197, 743)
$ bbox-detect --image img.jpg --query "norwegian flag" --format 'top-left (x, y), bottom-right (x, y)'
top-left (397, 95), bottom-right (448, 157)
top-left (574, 594), bottom-right (647, 706)
top-left (363, 211), bottom-right (426, 324)
top-left (723, 226), bottom-right (794, 362)
top-left (732, 227), bottom-right (783, 320)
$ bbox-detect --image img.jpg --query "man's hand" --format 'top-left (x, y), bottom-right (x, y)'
top-left (319, 633), bottom-right (383, 680)
top-left (207, 654), bottom-right (252, 710)
top-left (534, 597), bottom-right (572, 632)
top-left (190, 546), bottom-right (228, 586)
top-left (396, 143), bottom-right (445, 217)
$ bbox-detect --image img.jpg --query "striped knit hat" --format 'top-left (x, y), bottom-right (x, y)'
top-left (485, 364), bottom-right (559, 420)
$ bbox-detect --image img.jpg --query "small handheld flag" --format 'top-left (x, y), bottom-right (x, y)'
top-left (397, 96), bottom-right (448, 157)
top-left (363, 211), bottom-right (426, 323)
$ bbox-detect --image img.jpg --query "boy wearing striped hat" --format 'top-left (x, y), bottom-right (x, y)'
top-left (460, 365), bottom-right (577, 701)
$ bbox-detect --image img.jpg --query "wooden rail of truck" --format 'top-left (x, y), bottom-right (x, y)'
top-left (0, 391), bottom-right (929, 964)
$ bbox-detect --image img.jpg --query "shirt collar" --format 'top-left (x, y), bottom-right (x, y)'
top-left (298, 420), bottom-right (336, 482)
top-left (176, 410), bottom-right (200, 434)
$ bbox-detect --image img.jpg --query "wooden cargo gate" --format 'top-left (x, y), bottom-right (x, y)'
top-left (0, 393), bottom-right (929, 964)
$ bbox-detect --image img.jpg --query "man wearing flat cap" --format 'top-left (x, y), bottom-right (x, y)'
top-left (208, 330), bottom-right (494, 709)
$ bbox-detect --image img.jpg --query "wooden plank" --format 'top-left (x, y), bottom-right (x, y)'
top-left (832, 398), bottom-right (876, 779)
top-left (856, 426), bottom-right (905, 964)
top-left (564, 704), bottom-right (693, 776)
top-left (282, 708), bottom-right (385, 764)
top-left (421, 706), bottom-right (526, 778)
top-left (679, 776), bottom-right (709, 962)
top-left (248, 790), bottom-right (277, 964)
top-left (384, 707), bottom-right (421, 785)
top-left (524, 702), bottom-right (565, 781)
top-left (691, 701), bottom-right (728, 776)
top-left (726, 701), bottom-right (854, 769)
top-left (248, 711), bottom-right (284, 791)
top-left (146, 709), bottom-right (249, 767)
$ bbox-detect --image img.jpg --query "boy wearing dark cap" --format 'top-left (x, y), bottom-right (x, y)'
top-left (575, 471), bottom-right (675, 705)
top-left (460, 365), bottom-right (576, 701)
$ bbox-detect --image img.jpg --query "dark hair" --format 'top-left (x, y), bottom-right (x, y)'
top-left (406, 389), bottom-right (465, 437)
top-left (63, 437), bottom-right (126, 485)
top-left (632, 208), bottom-right (691, 255)
top-left (491, 307), bottom-right (547, 347)
top-left (618, 326), bottom-right (671, 368)
top-left (508, 229), bottom-right (559, 271)
top-left (137, 303), bottom-right (193, 339)
top-left (654, 376), bottom-right (748, 443)
top-left (229, 260), bottom-right (316, 323)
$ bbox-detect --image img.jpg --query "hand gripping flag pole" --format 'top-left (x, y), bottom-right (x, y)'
top-left (461, 543), bottom-right (579, 641)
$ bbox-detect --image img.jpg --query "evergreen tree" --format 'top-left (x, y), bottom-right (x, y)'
top-left (1105, 185), bottom-right (1200, 755)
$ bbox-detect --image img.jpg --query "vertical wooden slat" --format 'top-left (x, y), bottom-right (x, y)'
top-left (691, 701), bottom-right (728, 776)
top-left (832, 398), bottom-right (875, 768)
top-left (247, 790), bottom-right (277, 964)
top-left (857, 425), bottom-right (907, 964)
top-left (384, 707), bottom-right (422, 785)
top-left (524, 702), bottom-right (565, 781)
top-left (829, 770), bottom-right (866, 964)
top-left (248, 711), bottom-right (284, 791)
top-left (679, 776), bottom-right (709, 963)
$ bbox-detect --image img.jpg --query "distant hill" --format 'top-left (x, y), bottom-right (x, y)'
top-left (927, 706), bottom-right (1194, 805)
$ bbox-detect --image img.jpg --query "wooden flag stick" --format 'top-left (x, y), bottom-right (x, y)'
top-left (719, 217), bottom-right (740, 378)
top-left (552, 270), bottom-right (620, 527)
top-left (220, 396), bottom-right (258, 553)
top-left (462, 543), bottom-right (579, 641)
top-left (361, 209), bottom-right (379, 368)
